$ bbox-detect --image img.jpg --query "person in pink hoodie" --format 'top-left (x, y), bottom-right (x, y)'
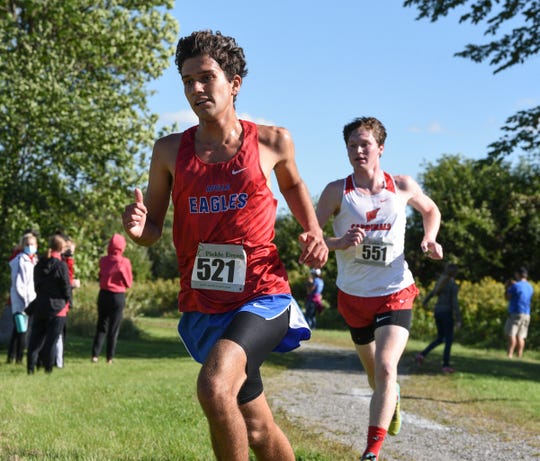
top-left (91, 234), bottom-right (133, 364)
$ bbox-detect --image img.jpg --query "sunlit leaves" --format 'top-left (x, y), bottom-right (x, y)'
top-left (0, 0), bottom-right (178, 285)
top-left (406, 154), bottom-right (540, 282)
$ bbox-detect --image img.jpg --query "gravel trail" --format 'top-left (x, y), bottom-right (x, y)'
top-left (265, 342), bottom-right (540, 461)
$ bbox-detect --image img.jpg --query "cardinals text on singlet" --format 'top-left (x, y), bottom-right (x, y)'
top-left (351, 222), bottom-right (392, 231)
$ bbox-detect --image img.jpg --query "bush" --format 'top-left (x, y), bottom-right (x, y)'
top-left (316, 305), bottom-right (348, 330)
top-left (125, 278), bottom-right (180, 318)
top-left (412, 277), bottom-right (539, 350)
top-left (48, 274), bottom-right (540, 351)
top-left (67, 279), bottom-right (180, 338)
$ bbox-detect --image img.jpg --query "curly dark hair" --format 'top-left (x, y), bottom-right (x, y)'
top-left (343, 117), bottom-right (387, 146)
top-left (175, 30), bottom-right (248, 82)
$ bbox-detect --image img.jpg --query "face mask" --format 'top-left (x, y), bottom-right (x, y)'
top-left (23, 245), bottom-right (37, 255)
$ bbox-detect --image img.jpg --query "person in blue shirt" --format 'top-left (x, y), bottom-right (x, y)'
top-left (504, 267), bottom-right (534, 358)
top-left (305, 268), bottom-right (325, 328)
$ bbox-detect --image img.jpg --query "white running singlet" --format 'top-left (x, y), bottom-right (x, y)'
top-left (332, 172), bottom-right (415, 297)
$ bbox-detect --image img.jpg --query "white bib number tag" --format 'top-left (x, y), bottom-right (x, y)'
top-left (355, 239), bottom-right (393, 266)
top-left (191, 243), bottom-right (247, 292)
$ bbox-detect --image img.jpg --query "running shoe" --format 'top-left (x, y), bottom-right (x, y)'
top-left (415, 353), bottom-right (424, 366)
top-left (388, 382), bottom-right (401, 436)
top-left (360, 452), bottom-right (377, 460)
top-left (442, 366), bottom-right (455, 373)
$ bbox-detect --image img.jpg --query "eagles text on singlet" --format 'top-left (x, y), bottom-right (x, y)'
top-left (189, 187), bottom-right (249, 214)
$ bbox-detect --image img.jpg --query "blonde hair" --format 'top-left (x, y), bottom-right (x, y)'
top-left (20, 232), bottom-right (37, 247)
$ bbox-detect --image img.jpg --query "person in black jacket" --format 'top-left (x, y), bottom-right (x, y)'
top-left (26, 234), bottom-right (72, 374)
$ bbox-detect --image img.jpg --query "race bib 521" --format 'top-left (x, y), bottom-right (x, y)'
top-left (191, 243), bottom-right (247, 292)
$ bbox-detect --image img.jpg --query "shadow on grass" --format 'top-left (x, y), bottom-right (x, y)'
top-left (401, 349), bottom-right (540, 383)
top-left (267, 346), bottom-right (362, 373)
top-left (64, 325), bottom-right (191, 361)
top-left (266, 341), bottom-right (540, 384)
top-left (403, 393), bottom-right (515, 405)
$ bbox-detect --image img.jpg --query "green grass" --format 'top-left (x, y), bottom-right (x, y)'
top-left (1, 318), bottom-right (212, 461)
top-left (402, 339), bottom-right (540, 443)
top-left (2, 321), bottom-right (539, 460)
top-left (0, 319), bottom-right (353, 460)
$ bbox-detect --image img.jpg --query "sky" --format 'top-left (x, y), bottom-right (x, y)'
top-left (148, 1), bottom-right (539, 213)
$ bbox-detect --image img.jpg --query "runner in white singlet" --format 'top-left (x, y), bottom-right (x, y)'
top-left (316, 116), bottom-right (443, 461)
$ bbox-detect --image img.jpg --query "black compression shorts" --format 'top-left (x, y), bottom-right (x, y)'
top-left (221, 309), bottom-right (289, 404)
top-left (349, 309), bottom-right (412, 345)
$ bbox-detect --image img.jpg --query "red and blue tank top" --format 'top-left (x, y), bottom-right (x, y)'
top-left (171, 120), bottom-right (290, 313)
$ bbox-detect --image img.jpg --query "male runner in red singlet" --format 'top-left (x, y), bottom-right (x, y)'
top-left (316, 117), bottom-right (443, 461)
top-left (122, 30), bottom-right (327, 461)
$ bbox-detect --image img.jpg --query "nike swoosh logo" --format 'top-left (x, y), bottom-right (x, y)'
top-left (232, 167), bottom-right (248, 175)
top-left (252, 302), bottom-right (270, 309)
top-left (376, 315), bottom-right (391, 323)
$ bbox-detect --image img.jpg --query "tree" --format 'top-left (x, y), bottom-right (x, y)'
top-left (274, 207), bottom-right (339, 311)
top-left (405, 154), bottom-right (540, 282)
top-left (403, 0), bottom-right (540, 160)
top-left (0, 1), bottom-right (178, 288)
top-left (146, 206), bottom-right (179, 280)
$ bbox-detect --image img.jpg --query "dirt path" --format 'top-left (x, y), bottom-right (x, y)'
top-left (265, 341), bottom-right (540, 461)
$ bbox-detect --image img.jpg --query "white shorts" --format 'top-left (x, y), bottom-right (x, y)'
top-left (504, 313), bottom-right (530, 339)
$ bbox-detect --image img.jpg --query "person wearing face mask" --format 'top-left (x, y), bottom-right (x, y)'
top-left (6, 232), bottom-right (39, 364)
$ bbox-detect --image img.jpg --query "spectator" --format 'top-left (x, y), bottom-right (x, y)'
top-left (27, 234), bottom-right (72, 374)
top-left (416, 263), bottom-right (461, 373)
top-left (305, 268), bottom-right (325, 329)
top-left (6, 232), bottom-right (38, 364)
top-left (504, 267), bottom-right (533, 358)
top-left (54, 234), bottom-right (80, 368)
top-left (91, 234), bottom-right (133, 364)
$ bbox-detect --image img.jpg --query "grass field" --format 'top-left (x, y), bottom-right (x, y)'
top-left (1, 318), bottom-right (539, 460)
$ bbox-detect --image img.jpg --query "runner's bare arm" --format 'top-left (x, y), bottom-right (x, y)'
top-left (258, 125), bottom-right (328, 268)
top-left (316, 180), bottom-right (365, 251)
top-left (122, 134), bottom-right (179, 246)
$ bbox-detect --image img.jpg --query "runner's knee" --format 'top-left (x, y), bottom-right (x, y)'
top-left (197, 369), bottom-right (235, 412)
top-left (374, 360), bottom-right (396, 384)
top-left (245, 417), bottom-right (274, 449)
